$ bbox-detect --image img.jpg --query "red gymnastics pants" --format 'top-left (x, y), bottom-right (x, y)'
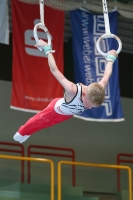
top-left (18, 98), bottom-right (73, 136)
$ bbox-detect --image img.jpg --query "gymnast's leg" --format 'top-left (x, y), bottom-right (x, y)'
top-left (13, 98), bottom-right (72, 143)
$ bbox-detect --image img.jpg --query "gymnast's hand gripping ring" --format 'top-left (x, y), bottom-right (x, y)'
top-left (33, 23), bottom-right (52, 51)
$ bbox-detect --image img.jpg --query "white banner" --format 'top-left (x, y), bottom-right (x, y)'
top-left (0, 0), bottom-right (9, 44)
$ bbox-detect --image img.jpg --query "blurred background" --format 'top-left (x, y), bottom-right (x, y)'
top-left (0, 0), bottom-right (133, 200)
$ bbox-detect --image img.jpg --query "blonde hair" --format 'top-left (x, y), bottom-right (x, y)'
top-left (86, 83), bottom-right (105, 106)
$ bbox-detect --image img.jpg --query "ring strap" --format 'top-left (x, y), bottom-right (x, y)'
top-left (39, 0), bottom-right (44, 24)
top-left (102, 0), bottom-right (111, 34)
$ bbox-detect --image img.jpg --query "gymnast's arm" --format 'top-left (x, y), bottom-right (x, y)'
top-left (47, 53), bottom-right (77, 94)
top-left (99, 50), bottom-right (117, 88)
top-left (35, 40), bottom-right (77, 95)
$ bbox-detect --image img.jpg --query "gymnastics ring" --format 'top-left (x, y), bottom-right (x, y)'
top-left (33, 23), bottom-right (51, 51)
top-left (96, 33), bottom-right (122, 57)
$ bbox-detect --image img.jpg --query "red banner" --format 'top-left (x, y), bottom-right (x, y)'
top-left (11, 0), bottom-right (64, 112)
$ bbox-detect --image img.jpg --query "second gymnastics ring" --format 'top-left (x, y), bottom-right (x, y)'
top-left (96, 33), bottom-right (122, 58)
top-left (33, 23), bottom-right (51, 51)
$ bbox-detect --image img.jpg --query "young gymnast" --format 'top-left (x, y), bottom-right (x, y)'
top-left (13, 39), bottom-right (117, 143)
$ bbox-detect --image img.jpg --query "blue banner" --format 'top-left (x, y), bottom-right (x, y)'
top-left (70, 9), bottom-right (124, 121)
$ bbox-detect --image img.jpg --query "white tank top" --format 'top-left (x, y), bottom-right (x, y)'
top-left (54, 83), bottom-right (87, 115)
